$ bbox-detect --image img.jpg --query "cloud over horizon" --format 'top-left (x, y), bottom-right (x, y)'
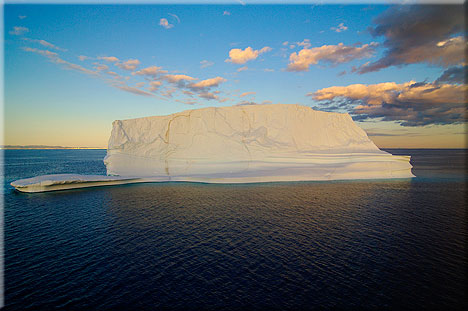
top-left (311, 80), bottom-right (466, 126)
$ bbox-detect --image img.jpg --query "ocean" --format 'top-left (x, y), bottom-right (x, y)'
top-left (2, 149), bottom-right (467, 310)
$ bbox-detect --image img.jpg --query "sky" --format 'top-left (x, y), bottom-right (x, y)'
top-left (3, 1), bottom-right (467, 148)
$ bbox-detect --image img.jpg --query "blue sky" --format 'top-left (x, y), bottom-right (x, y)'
top-left (4, 3), bottom-right (466, 148)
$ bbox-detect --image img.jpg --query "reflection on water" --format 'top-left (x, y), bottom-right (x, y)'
top-left (3, 149), bottom-right (467, 310)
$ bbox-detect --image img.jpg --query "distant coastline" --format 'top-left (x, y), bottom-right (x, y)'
top-left (1, 145), bottom-right (105, 150)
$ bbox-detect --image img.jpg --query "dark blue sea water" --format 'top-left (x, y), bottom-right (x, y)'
top-left (2, 149), bottom-right (467, 310)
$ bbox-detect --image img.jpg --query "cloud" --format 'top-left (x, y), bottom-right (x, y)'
top-left (225, 46), bottom-right (272, 64)
top-left (106, 71), bottom-right (120, 77)
top-left (22, 47), bottom-right (58, 58)
top-left (163, 74), bottom-right (197, 84)
top-left (168, 13), bottom-right (180, 23)
top-left (159, 18), bottom-right (174, 29)
top-left (94, 63), bottom-right (109, 71)
top-left (297, 39), bottom-right (311, 49)
top-left (115, 85), bottom-right (154, 97)
top-left (287, 42), bottom-right (378, 71)
top-left (135, 82), bottom-right (145, 88)
top-left (98, 56), bottom-right (119, 63)
top-left (78, 55), bottom-right (88, 61)
top-left (19, 15), bottom-right (27, 19)
top-left (200, 60), bottom-right (214, 68)
top-left (148, 81), bottom-right (162, 92)
top-left (161, 87), bottom-right (177, 98)
top-left (198, 92), bottom-right (219, 100)
top-left (435, 66), bottom-right (467, 84)
top-left (22, 38), bottom-right (66, 51)
top-left (9, 26), bottom-right (29, 36)
top-left (176, 98), bottom-right (197, 105)
top-left (263, 68), bottom-right (274, 72)
top-left (223, 11), bottom-right (231, 16)
top-left (188, 77), bottom-right (226, 90)
top-left (132, 65), bottom-right (167, 77)
top-left (237, 66), bottom-right (248, 72)
top-left (239, 91), bottom-right (255, 97)
top-left (356, 5), bottom-right (465, 73)
top-left (23, 47), bottom-right (98, 76)
top-left (331, 23), bottom-right (348, 33)
top-left (311, 81), bottom-right (467, 126)
top-left (116, 59), bottom-right (140, 71)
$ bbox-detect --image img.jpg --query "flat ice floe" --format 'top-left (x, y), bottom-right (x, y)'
top-left (11, 104), bottom-right (414, 192)
top-left (10, 174), bottom-right (146, 193)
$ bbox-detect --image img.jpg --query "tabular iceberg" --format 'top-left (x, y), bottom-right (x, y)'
top-left (11, 104), bottom-right (414, 192)
top-left (104, 104), bottom-right (414, 182)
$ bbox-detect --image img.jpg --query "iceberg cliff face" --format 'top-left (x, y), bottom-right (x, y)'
top-left (104, 104), bottom-right (414, 182)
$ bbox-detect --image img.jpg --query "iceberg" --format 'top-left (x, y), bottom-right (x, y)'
top-left (11, 104), bottom-right (414, 192)
top-left (105, 104), bottom-right (413, 181)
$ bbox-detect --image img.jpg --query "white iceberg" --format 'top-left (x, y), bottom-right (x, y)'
top-left (11, 104), bottom-right (414, 192)
top-left (104, 104), bottom-right (414, 182)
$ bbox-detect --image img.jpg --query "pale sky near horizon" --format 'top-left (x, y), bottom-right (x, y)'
top-left (4, 2), bottom-right (467, 148)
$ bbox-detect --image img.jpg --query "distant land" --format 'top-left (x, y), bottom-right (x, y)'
top-left (1, 145), bottom-right (104, 150)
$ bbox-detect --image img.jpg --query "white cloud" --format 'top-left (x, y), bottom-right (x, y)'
top-left (168, 13), bottom-right (180, 23)
top-left (223, 11), bottom-right (231, 16)
top-left (106, 71), bottom-right (119, 77)
top-left (164, 74), bottom-right (197, 83)
top-left (237, 66), bottom-right (248, 72)
top-left (9, 26), bottom-right (29, 36)
top-left (297, 39), bottom-right (311, 49)
top-left (287, 42), bottom-right (378, 71)
top-left (23, 38), bottom-right (67, 51)
top-left (159, 18), bottom-right (174, 29)
top-left (94, 63), bottom-right (109, 71)
top-left (23, 47), bottom-right (97, 76)
top-left (331, 23), bottom-right (348, 33)
top-left (198, 92), bottom-right (219, 100)
top-left (78, 55), bottom-right (88, 61)
top-left (117, 59), bottom-right (140, 71)
top-left (132, 66), bottom-right (167, 77)
top-left (115, 85), bottom-right (154, 97)
top-left (240, 91), bottom-right (255, 97)
top-left (148, 81), bottom-right (162, 92)
top-left (161, 87), bottom-right (177, 98)
top-left (188, 77), bottom-right (226, 89)
top-left (200, 60), bottom-right (214, 68)
top-left (98, 56), bottom-right (119, 63)
top-left (225, 46), bottom-right (272, 64)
